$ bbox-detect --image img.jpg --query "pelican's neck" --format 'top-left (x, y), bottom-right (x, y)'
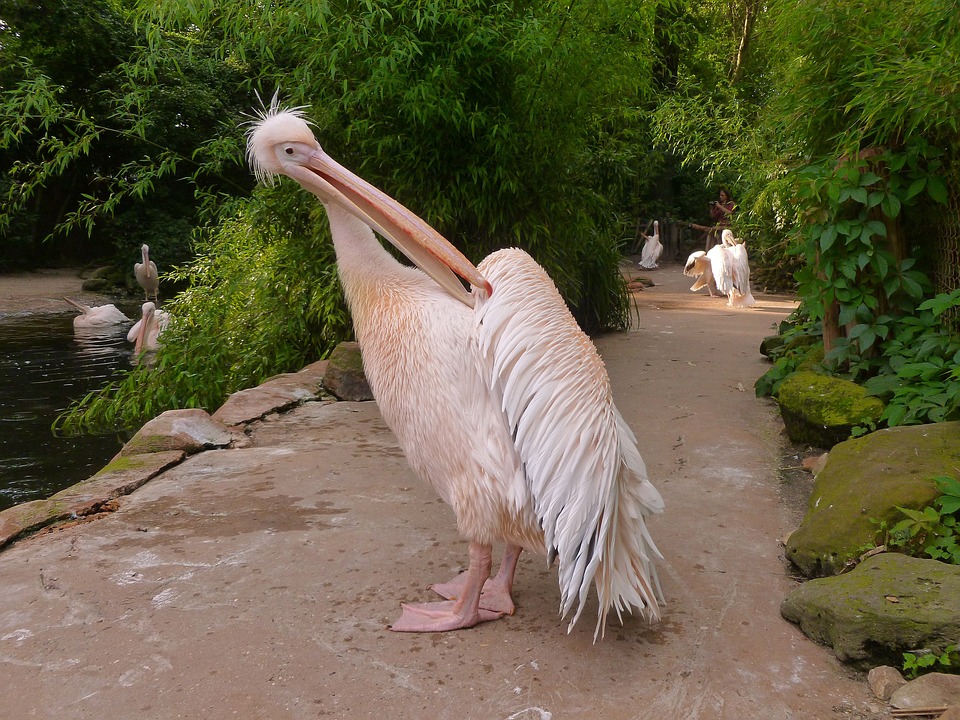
top-left (325, 203), bottom-right (404, 281)
top-left (324, 202), bottom-right (436, 335)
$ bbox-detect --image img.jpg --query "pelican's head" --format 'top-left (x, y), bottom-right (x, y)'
top-left (245, 103), bottom-right (490, 305)
top-left (721, 229), bottom-right (735, 246)
top-left (246, 107), bottom-right (318, 186)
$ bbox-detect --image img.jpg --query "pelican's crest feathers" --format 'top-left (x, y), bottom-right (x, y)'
top-left (245, 94), bottom-right (314, 185)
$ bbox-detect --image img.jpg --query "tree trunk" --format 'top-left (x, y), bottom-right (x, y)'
top-left (822, 300), bottom-right (842, 355)
top-left (730, 1), bottom-right (758, 85)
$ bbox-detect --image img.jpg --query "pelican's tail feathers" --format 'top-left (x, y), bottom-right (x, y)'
top-left (475, 248), bottom-right (663, 640)
top-left (587, 409), bottom-right (664, 639)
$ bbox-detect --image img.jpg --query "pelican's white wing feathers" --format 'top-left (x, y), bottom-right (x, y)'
top-left (473, 248), bottom-right (663, 636)
top-left (707, 243), bottom-right (734, 296)
top-left (726, 243), bottom-right (756, 307)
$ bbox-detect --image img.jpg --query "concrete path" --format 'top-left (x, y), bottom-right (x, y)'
top-left (0, 264), bottom-right (890, 719)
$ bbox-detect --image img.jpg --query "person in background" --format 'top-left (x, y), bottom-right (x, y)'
top-left (707, 188), bottom-right (736, 248)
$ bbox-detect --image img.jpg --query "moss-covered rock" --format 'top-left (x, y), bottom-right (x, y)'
top-left (759, 334), bottom-right (785, 359)
top-left (780, 553), bottom-right (960, 667)
top-left (776, 370), bottom-right (884, 448)
top-left (118, 408), bottom-right (234, 457)
top-left (323, 341), bottom-right (373, 401)
top-left (785, 421), bottom-right (960, 577)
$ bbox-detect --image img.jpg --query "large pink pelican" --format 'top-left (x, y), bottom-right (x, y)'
top-left (246, 105), bottom-right (664, 638)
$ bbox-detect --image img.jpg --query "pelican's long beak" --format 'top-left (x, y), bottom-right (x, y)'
top-left (291, 149), bottom-right (491, 307)
top-left (134, 303), bottom-right (153, 355)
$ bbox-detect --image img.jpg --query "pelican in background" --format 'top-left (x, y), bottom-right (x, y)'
top-left (134, 244), bottom-right (160, 302)
top-left (683, 231), bottom-right (755, 307)
top-left (715, 229), bottom-right (755, 308)
top-left (683, 250), bottom-right (719, 297)
top-left (127, 301), bottom-right (169, 355)
top-left (64, 297), bottom-right (130, 328)
top-left (246, 104), bottom-right (663, 638)
top-left (637, 220), bottom-right (662, 270)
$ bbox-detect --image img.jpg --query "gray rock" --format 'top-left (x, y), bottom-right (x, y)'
top-left (776, 370), bottom-right (884, 448)
top-left (889, 672), bottom-right (960, 710)
top-left (785, 421), bottom-right (959, 577)
top-left (118, 408), bottom-right (236, 457)
top-left (80, 276), bottom-right (112, 292)
top-left (322, 341), bottom-right (373, 401)
top-left (213, 360), bottom-right (329, 426)
top-left (759, 334), bottom-right (784, 359)
top-left (867, 665), bottom-right (907, 701)
top-left (0, 450), bottom-right (184, 551)
top-left (780, 553), bottom-right (960, 667)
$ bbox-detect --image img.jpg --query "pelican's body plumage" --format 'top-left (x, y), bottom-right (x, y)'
top-left (134, 244), bottom-right (160, 302)
top-left (64, 298), bottom-right (130, 328)
top-left (246, 105), bottom-right (663, 638)
top-left (638, 220), bottom-right (662, 270)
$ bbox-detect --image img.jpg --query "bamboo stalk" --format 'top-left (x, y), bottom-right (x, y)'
top-left (890, 707), bottom-right (948, 717)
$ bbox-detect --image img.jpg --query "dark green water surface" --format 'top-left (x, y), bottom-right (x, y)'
top-left (0, 311), bottom-right (135, 512)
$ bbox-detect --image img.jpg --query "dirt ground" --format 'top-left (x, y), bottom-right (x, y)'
top-left (0, 268), bottom-right (120, 316)
top-left (0, 261), bottom-right (894, 719)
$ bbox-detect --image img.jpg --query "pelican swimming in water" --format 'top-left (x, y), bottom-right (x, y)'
top-left (246, 104), bottom-right (663, 638)
top-left (127, 301), bottom-right (169, 354)
top-left (64, 297), bottom-right (130, 328)
top-left (134, 244), bottom-right (160, 302)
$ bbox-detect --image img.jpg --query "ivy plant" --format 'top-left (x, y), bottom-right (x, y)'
top-left (903, 644), bottom-right (959, 679)
top-left (755, 140), bottom-right (960, 428)
top-left (880, 476), bottom-right (960, 565)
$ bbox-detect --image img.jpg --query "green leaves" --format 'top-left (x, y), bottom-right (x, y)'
top-left (58, 189), bottom-right (354, 433)
top-left (903, 644), bottom-right (959, 679)
top-left (884, 475), bottom-right (960, 570)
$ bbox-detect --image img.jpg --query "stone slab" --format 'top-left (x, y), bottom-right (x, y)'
top-left (212, 360), bottom-right (329, 425)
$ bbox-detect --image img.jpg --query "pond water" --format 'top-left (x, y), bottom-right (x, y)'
top-left (0, 311), bottom-right (137, 512)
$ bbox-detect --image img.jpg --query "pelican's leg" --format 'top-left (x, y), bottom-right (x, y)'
top-left (431, 544), bottom-right (521, 615)
top-left (391, 541), bottom-right (506, 632)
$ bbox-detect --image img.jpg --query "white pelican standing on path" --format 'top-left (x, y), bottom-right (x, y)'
top-left (134, 244), bottom-right (160, 302)
top-left (246, 105), bottom-right (664, 638)
top-left (717, 229), bottom-right (755, 308)
top-left (638, 220), bottom-right (662, 270)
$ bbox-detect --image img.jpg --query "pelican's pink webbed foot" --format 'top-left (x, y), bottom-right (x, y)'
top-left (391, 541), bottom-right (509, 633)
top-left (391, 600), bottom-right (505, 632)
top-left (431, 543), bottom-right (521, 615)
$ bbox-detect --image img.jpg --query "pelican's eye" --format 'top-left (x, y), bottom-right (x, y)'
top-left (284, 146), bottom-right (294, 155)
